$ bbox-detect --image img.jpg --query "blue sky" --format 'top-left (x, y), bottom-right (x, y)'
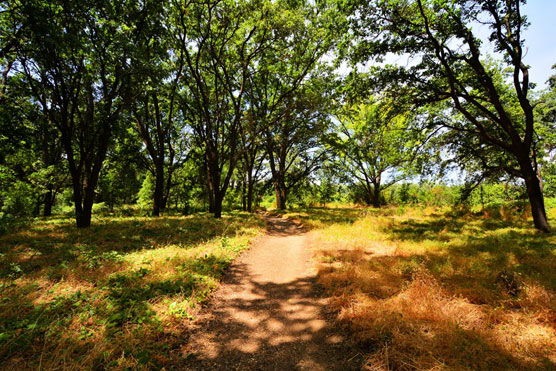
top-left (522, 0), bottom-right (556, 89)
top-left (345, 1), bottom-right (556, 91)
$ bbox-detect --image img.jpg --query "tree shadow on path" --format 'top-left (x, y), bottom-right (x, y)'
top-left (183, 217), bottom-right (365, 370)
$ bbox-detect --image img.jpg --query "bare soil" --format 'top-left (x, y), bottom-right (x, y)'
top-left (182, 215), bottom-right (364, 370)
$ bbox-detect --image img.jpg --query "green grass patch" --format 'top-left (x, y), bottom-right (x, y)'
top-left (0, 211), bottom-right (263, 369)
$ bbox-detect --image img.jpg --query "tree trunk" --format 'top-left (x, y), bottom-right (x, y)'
top-left (77, 182), bottom-right (96, 228)
top-left (247, 171), bottom-right (254, 213)
top-left (241, 176), bottom-right (247, 211)
top-left (69, 167), bottom-right (89, 228)
top-left (153, 165), bottom-right (164, 217)
top-left (518, 156), bottom-right (550, 232)
top-left (207, 184), bottom-right (215, 213)
top-left (34, 195), bottom-right (41, 217)
top-left (76, 206), bottom-right (92, 228)
top-left (371, 183), bottom-right (381, 208)
top-left (274, 178), bottom-right (287, 210)
top-left (162, 167), bottom-right (173, 211)
top-left (523, 171), bottom-right (550, 232)
top-left (214, 192), bottom-right (223, 218)
top-left (43, 185), bottom-right (54, 217)
top-left (74, 196), bottom-right (91, 228)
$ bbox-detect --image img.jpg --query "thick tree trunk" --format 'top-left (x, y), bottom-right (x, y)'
top-left (523, 171), bottom-right (550, 232)
top-left (77, 183), bottom-right (96, 228)
top-left (74, 195), bottom-right (91, 228)
top-left (213, 192), bottom-right (223, 218)
top-left (274, 178), bottom-right (287, 210)
top-left (69, 169), bottom-right (89, 228)
top-left (69, 153), bottom-right (106, 229)
top-left (371, 182), bottom-right (381, 208)
top-left (518, 155), bottom-right (550, 232)
top-left (208, 191), bottom-right (215, 213)
top-left (76, 206), bottom-right (92, 228)
top-left (43, 186), bottom-right (54, 217)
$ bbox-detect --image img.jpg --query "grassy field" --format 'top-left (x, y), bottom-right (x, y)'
top-left (282, 205), bottom-right (556, 370)
top-left (1, 205), bottom-right (555, 370)
top-left (0, 212), bottom-right (264, 369)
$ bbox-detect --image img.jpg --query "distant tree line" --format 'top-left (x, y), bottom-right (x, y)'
top-left (0, 0), bottom-right (554, 231)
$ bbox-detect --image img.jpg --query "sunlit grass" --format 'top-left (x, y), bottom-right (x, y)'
top-left (300, 205), bottom-right (556, 370)
top-left (0, 211), bottom-right (264, 369)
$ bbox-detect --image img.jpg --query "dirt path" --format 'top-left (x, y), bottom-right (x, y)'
top-left (183, 215), bottom-right (364, 370)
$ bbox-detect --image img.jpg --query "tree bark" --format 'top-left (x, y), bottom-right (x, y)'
top-left (43, 185), bottom-right (54, 217)
top-left (371, 183), bottom-right (381, 208)
top-left (241, 176), bottom-right (247, 211)
top-left (208, 188), bottom-right (215, 213)
top-left (274, 177), bottom-right (287, 210)
top-left (247, 171), bottom-right (254, 213)
top-left (76, 207), bottom-right (92, 228)
top-left (73, 181), bottom-right (95, 228)
top-left (153, 165), bottom-right (164, 217)
top-left (213, 192), bottom-right (223, 218)
top-left (519, 158), bottom-right (550, 232)
top-left (162, 168), bottom-right (173, 211)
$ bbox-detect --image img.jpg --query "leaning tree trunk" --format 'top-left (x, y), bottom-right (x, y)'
top-left (523, 169), bottom-right (550, 233)
top-left (518, 155), bottom-right (550, 232)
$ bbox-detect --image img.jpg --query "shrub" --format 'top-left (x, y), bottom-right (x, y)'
top-left (1, 181), bottom-right (35, 217)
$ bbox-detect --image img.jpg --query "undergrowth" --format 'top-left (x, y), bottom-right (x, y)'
top-left (0, 211), bottom-right (263, 369)
top-left (296, 205), bottom-right (556, 370)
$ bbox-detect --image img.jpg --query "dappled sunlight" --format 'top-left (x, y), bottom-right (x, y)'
top-left (0, 212), bottom-right (264, 369)
top-left (308, 206), bottom-right (556, 370)
top-left (181, 216), bottom-right (366, 369)
top-left (184, 267), bottom-right (363, 370)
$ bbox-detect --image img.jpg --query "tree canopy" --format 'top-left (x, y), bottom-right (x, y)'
top-left (0, 0), bottom-right (554, 232)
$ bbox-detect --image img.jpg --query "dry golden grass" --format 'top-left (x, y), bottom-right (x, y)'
top-left (301, 206), bottom-right (556, 370)
top-left (0, 211), bottom-right (264, 370)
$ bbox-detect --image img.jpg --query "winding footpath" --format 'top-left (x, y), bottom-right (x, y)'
top-left (183, 215), bottom-right (364, 370)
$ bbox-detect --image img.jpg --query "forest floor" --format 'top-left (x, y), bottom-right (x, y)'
top-left (1, 206), bottom-right (555, 370)
top-left (183, 215), bottom-right (364, 370)
top-left (282, 206), bottom-right (556, 370)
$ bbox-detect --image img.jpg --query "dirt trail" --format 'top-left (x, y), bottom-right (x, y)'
top-left (183, 215), bottom-right (364, 370)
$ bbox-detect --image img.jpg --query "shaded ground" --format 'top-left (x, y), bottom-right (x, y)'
top-left (0, 213), bottom-right (264, 369)
top-left (183, 215), bottom-right (364, 370)
top-left (308, 207), bottom-right (556, 370)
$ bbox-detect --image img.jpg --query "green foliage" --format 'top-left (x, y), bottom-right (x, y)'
top-left (0, 181), bottom-right (34, 217)
top-left (137, 173), bottom-right (155, 213)
top-left (385, 182), bottom-right (458, 207)
top-left (345, 0), bottom-right (551, 231)
top-left (331, 97), bottom-right (435, 206)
